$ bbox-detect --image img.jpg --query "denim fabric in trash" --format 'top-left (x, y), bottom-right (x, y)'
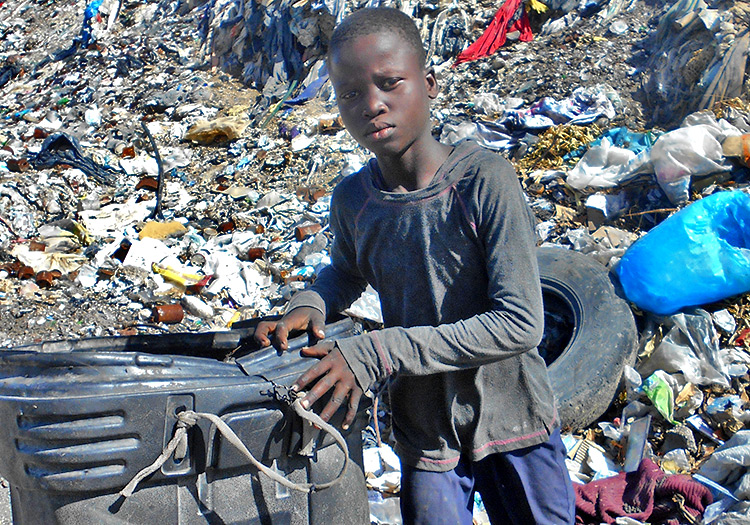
top-left (615, 191), bottom-right (750, 315)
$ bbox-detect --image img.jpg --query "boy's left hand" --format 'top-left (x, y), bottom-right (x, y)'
top-left (293, 341), bottom-right (363, 430)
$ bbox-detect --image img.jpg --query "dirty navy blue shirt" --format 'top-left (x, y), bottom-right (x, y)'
top-left (286, 140), bottom-right (558, 471)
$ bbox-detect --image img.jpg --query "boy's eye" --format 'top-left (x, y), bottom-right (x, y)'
top-left (339, 90), bottom-right (358, 101)
top-left (382, 78), bottom-right (401, 89)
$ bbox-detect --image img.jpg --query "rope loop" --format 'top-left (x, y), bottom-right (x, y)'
top-left (118, 399), bottom-right (350, 499)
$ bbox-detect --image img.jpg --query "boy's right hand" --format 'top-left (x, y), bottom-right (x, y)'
top-left (254, 307), bottom-right (326, 352)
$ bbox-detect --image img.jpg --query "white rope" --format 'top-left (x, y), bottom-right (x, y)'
top-left (119, 399), bottom-right (350, 498)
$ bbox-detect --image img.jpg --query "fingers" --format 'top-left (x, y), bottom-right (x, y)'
top-left (254, 318), bottom-right (291, 352)
top-left (292, 357), bottom-right (330, 399)
top-left (300, 341), bottom-right (334, 358)
top-left (277, 307), bottom-right (324, 351)
top-left (342, 388), bottom-right (363, 431)
top-left (253, 321), bottom-right (277, 347)
top-left (293, 349), bottom-right (361, 428)
top-left (308, 312), bottom-right (326, 343)
top-left (318, 382), bottom-right (353, 424)
top-left (273, 321), bottom-right (291, 351)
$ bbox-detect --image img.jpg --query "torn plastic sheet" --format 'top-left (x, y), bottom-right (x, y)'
top-left (119, 154), bottom-right (159, 176)
top-left (568, 126), bottom-right (656, 160)
top-left (364, 443), bottom-right (401, 492)
top-left (33, 133), bottom-right (119, 186)
top-left (530, 85), bottom-right (618, 125)
top-left (440, 121), bottom-right (515, 151)
top-left (567, 111), bottom-right (738, 196)
top-left (637, 309), bottom-right (731, 388)
top-left (201, 0), bottom-right (337, 102)
top-left (345, 284), bottom-right (383, 324)
top-left (285, 63), bottom-right (330, 105)
top-left (119, 147), bottom-right (192, 176)
top-left (121, 237), bottom-right (184, 273)
top-left (650, 124), bottom-right (732, 205)
top-left (472, 93), bottom-right (523, 116)
top-left (566, 137), bottom-right (651, 189)
top-left (444, 85), bottom-right (620, 152)
top-left (698, 431), bottom-right (750, 495)
top-left (563, 226), bottom-right (634, 267)
top-left (11, 245), bottom-right (87, 274)
top-left (200, 251), bottom-right (273, 307)
top-left (704, 500), bottom-right (750, 525)
top-left (504, 84), bottom-right (618, 128)
top-left (78, 198), bottom-right (153, 237)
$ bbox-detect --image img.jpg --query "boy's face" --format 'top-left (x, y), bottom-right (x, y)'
top-left (328, 32), bottom-right (438, 160)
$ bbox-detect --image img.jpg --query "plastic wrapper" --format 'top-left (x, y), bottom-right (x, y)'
top-left (566, 136), bottom-right (650, 189)
top-left (639, 371), bottom-right (677, 424)
top-left (649, 124), bottom-right (731, 205)
top-left (660, 448), bottom-right (691, 474)
top-left (623, 365), bottom-right (642, 399)
top-left (637, 309), bottom-right (730, 388)
top-left (616, 191), bottom-right (750, 315)
top-left (699, 431), bottom-right (750, 488)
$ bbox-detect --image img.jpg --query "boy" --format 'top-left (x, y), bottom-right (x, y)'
top-left (255, 7), bottom-right (575, 524)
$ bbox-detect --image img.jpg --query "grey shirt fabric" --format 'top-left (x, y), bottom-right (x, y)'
top-left (286, 140), bottom-right (557, 471)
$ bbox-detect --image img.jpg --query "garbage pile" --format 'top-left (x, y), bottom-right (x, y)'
top-left (2, 0), bottom-right (750, 524)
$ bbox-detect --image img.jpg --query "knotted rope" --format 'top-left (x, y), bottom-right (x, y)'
top-left (119, 398), bottom-right (349, 498)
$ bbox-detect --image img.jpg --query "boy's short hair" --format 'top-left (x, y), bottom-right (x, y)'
top-left (328, 7), bottom-right (426, 68)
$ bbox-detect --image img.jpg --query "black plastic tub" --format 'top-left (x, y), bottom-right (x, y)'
top-left (0, 318), bottom-right (369, 524)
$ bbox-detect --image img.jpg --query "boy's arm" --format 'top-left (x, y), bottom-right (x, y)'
top-left (335, 160), bottom-right (544, 393)
top-left (255, 179), bottom-right (369, 351)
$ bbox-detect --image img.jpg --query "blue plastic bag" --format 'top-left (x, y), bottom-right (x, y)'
top-left (616, 191), bottom-right (750, 315)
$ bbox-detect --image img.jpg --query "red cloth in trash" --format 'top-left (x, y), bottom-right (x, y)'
top-left (453, 0), bottom-right (533, 66)
top-left (575, 458), bottom-right (713, 525)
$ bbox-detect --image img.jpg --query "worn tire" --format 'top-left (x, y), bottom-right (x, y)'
top-left (537, 246), bottom-right (638, 430)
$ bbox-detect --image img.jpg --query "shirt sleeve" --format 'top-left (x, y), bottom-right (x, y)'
top-left (336, 157), bottom-right (544, 392)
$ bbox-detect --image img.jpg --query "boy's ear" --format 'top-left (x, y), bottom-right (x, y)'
top-left (424, 67), bottom-right (439, 99)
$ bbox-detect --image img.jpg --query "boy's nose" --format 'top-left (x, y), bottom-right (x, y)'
top-left (362, 91), bottom-right (386, 118)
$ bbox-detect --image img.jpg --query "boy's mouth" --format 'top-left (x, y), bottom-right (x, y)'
top-left (365, 124), bottom-right (394, 140)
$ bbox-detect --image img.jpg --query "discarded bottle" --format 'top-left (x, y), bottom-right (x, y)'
top-left (17, 266), bottom-right (34, 280)
top-left (35, 271), bottom-right (56, 289)
top-left (247, 247), bottom-right (266, 261)
top-left (152, 304), bottom-right (184, 324)
top-left (1, 261), bottom-right (21, 278)
top-left (616, 191), bottom-right (750, 315)
top-left (295, 222), bottom-right (322, 241)
top-left (6, 158), bottom-right (30, 173)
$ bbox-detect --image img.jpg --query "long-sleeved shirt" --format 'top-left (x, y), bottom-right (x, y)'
top-left (286, 140), bottom-right (557, 471)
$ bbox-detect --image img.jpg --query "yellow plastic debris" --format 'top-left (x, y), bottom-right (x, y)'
top-left (152, 263), bottom-right (205, 288)
top-left (184, 117), bottom-right (249, 144)
top-left (226, 310), bottom-right (242, 327)
top-left (528, 0), bottom-right (548, 14)
top-left (139, 221), bottom-right (188, 240)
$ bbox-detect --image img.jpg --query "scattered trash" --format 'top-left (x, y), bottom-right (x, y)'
top-left (2, 0), bottom-right (750, 524)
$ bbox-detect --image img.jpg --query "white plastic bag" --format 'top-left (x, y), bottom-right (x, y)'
top-left (637, 310), bottom-right (730, 388)
top-left (566, 137), bottom-right (646, 189)
top-left (650, 124), bottom-right (730, 205)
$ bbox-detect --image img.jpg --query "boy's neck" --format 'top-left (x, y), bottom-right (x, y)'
top-left (374, 138), bottom-right (453, 193)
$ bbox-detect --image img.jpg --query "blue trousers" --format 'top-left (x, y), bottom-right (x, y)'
top-left (400, 429), bottom-right (576, 525)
